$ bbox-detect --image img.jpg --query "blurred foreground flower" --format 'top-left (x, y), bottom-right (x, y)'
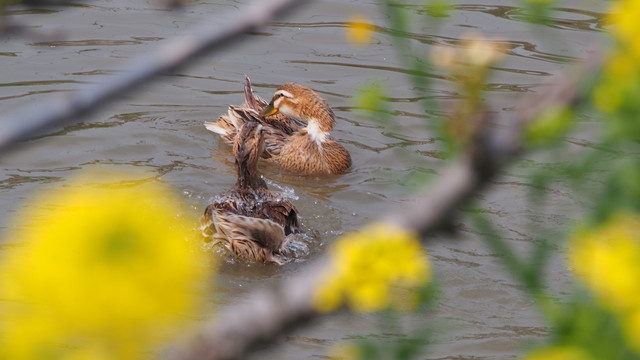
top-left (0, 172), bottom-right (208, 359)
top-left (430, 32), bottom-right (506, 146)
top-left (430, 32), bottom-right (506, 73)
top-left (314, 223), bottom-right (431, 313)
top-left (592, 0), bottom-right (640, 140)
top-left (570, 213), bottom-right (640, 353)
top-left (521, 346), bottom-right (592, 360)
top-left (346, 15), bottom-right (375, 46)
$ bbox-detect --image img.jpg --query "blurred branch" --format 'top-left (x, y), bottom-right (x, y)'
top-left (384, 58), bottom-right (589, 237)
top-left (0, 0), bottom-right (309, 154)
top-left (170, 56), bottom-right (602, 360)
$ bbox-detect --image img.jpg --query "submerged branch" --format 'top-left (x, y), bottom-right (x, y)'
top-left (170, 57), bottom-right (600, 360)
top-left (0, 0), bottom-right (309, 153)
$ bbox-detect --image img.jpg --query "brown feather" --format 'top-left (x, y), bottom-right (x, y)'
top-left (201, 121), bottom-right (301, 264)
top-left (205, 75), bottom-right (351, 175)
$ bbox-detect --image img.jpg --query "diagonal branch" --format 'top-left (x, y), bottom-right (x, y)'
top-left (0, 0), bottom-right (309, 154)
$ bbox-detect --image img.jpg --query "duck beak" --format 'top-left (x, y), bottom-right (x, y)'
top-left (261, 102), bottom-right (279, 117)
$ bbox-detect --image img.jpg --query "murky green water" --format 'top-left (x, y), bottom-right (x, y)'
top-left (0, 0), bottom-right (610, 358)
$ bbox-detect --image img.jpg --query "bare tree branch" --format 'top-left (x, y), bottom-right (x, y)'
top-left (168, 57), bottom-right (601, 360)
top-left (0, 0), bottom-right (309, 154)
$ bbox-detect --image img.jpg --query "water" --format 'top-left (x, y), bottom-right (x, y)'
top-left (0, 0), bottom-right (610, 358)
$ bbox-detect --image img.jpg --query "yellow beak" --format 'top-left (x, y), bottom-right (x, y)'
top-left (261, 102), bottom-right (279, 117)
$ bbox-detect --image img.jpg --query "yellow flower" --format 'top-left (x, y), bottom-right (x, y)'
top-left (0, 171), bottom-right (209, 359)
top-left (569, 213), bottom-right (640, 353)
top-left (570, 214), bottom-right (640, 313)
top-left (345, 15), bottom-right (375, 46)
top-left (328, 343), bottom-right (361, 360)
top-left (608, 0), bottom-right (640, 59)
top-left (521, 346), bottom-right (592, 360)
top-left (314, 223), bottom-right (431, 313)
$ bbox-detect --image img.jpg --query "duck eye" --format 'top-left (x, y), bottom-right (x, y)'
top-left (274, 90), bottom-right (294, 99)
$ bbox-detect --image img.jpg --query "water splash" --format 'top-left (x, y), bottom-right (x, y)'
top-left (263, 176), bottom-right (299, 201)
top-left (281, 232), bottom-right (313, 261)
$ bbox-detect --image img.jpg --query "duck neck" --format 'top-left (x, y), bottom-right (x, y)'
top-left (235, 161), bottom-right (267, 190)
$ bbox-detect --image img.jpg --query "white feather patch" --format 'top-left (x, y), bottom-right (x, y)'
top-left (306, 121), bottom-right (328, 146)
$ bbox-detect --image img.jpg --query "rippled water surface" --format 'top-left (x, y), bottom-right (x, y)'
top-left (0, 0), bottom-right (610, 358)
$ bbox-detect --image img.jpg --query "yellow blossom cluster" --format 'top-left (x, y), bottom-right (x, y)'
top-left (593, 0), bottom-right (640, 114)
top-left (521, 346), bottom-right (592, 360)
top-left (0, 172), bottom-right (208, 359)
top-left (569, 213), bottom-right (640, 352)
top-left (345, 14), bottom-right (375, 46)
top-left (313, 223), bottom-right (431, 313)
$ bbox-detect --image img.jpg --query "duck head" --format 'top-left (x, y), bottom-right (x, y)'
top-left (262, 83), bottom-right (335, 146)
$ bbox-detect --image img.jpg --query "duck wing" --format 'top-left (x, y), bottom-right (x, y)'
top-left (210, 210), bottom-right (287, 264)
top-left (256, 195), bottom-right (300, 236)
top-left (221, 213), bottom-right (286, 250)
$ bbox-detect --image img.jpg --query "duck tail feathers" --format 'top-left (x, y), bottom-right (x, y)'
top-left (204, 113), bottom-right (238, 145)
top-left (243, 75), bottom-right (270, 111)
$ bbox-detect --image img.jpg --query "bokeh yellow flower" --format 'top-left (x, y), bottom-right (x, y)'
top-left (430, 32), bottom-right (506, 71)
top-left (569, 213), bottom-right (640, 353)
top-left (609, 0), bottom-right (640, 59)
top-left (346, 15), bottom-right (375, 46)
top-left (314, 223), bottom-right (431, 313)
top-left (593, 0), bottom-right (640, 114)
top-left (521, 346), bottom-right (592, 360)
top-left (0, 171), bottom-right (209, 359)
top-left (328, 343), bottom-right (361, 360)
top-left (570, 214), bottom-right (640, 312)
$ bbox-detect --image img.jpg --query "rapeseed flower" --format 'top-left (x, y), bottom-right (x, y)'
top-left (609, 0), bottom-right (640, 59)
top-left (521, 346), bottom-right (592, 360)
top-left (314, 223), bottom-right (431, 313)
top-left (0, 171), bottom-right (208, 359)
top-left (346, 15), bottom-right (375, 46)
top-left (569, 213), bottom-right (640, 353)
top-left (593, 0), bottom-right (640, 116)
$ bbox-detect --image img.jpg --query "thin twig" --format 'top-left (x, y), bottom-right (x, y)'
top-left (0, 0), bottom-right (309, 154)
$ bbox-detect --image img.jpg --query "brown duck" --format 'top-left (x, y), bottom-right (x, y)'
top-left (204, 76), bottom-right (351, 175)
top-left (201, 121), bottom-right (300, 264)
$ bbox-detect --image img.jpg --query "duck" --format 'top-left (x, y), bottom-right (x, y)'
top-left (201, 121), bottom-right (300, 264)
top-left (204, 76), bottom-right (351, 175)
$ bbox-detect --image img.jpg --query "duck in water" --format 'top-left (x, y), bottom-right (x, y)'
top-left (205, 76), bottom-right (351, 175)
top-left (201, 121), bottom-right (300, 264)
